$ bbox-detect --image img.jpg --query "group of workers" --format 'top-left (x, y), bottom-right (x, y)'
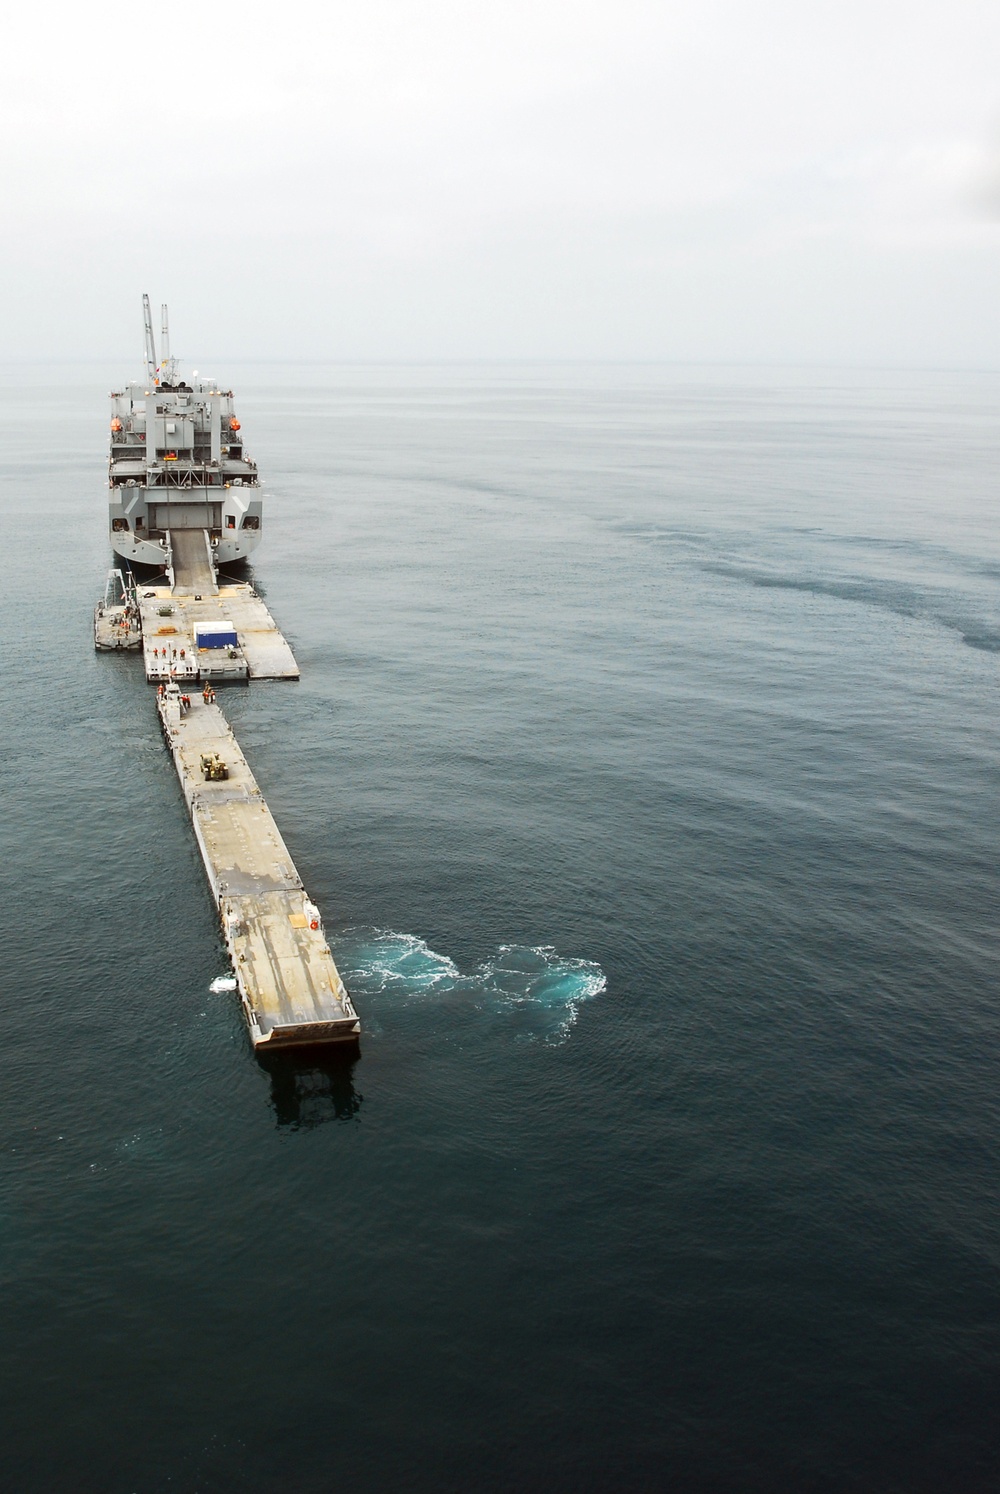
top-left (155, 680), bottom-right (217, 705)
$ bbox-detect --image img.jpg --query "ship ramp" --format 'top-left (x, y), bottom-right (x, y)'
top-left (169, 528), bottom-right (218, 596)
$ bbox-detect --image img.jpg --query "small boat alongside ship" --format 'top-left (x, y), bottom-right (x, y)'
top-left (94, 568), bottom-right (141, 650)
top-left (108, 295), bottom-right (263, 572)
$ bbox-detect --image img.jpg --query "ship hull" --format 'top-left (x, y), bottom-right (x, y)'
top-left (110, 528), bottom-right (263, 569)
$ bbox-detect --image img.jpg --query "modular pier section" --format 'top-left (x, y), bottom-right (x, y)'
top-left (138, 581), bottom-right (299, 684)
top-left (157, 682), bottom-right (360, 1050)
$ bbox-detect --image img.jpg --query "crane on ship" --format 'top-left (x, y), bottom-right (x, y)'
top-left (160, 303), bottom-right (178, 384)
top-left (142, 295), bottom-right (179, 386)
top-left (142, 293), bottom-right (158, 386)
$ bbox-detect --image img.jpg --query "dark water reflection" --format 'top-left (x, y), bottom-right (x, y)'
top-left (261, 1048), bottom-right (363, 1129)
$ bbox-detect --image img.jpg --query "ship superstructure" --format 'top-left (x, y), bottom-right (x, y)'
top-left (108, 296), bottom-right (263, 569)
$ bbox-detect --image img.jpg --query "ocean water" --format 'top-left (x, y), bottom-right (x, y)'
top-left (1, 362), bottom-right (999, 1492)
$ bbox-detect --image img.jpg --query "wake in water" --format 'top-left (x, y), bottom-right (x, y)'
top-left (699, 559), bottom-right (1000, 652)
top-left (331, 929), bottom-right (606, 1043)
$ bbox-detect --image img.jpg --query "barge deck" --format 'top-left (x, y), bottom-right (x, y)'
top-left (157, 681), bottom-right (359, 1050)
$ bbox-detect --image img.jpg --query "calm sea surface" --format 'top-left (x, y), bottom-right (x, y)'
top-left (1, 363), bottom-right (999, 1492)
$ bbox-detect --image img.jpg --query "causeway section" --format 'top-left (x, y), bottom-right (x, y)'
top-left (157, 682), bottom-right (359, 1050)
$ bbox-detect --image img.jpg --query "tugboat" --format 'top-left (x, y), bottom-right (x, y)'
top-left (107, 296), bottom-right (263, 572)
top-left (93, 568), bottom-right (141, 650)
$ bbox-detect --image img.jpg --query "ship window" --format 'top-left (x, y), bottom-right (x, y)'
top-left (226, 514), bottom-right (236, 529)
top-left (135, 515), bottom-right (144, 528)
top-left (242, 515), bottom-right (259, 530)
top-left (112, 517), bottom-right (129, 532)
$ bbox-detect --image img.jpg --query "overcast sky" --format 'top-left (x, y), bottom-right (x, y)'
top-left (4, 0), bottom-right (1000, 364)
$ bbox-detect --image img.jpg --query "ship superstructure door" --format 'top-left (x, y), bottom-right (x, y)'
top-left (149, 502), bottom-right (222, 530)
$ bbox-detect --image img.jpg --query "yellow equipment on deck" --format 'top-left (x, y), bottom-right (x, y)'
top-left (200, 752), bottom-right (229, 781)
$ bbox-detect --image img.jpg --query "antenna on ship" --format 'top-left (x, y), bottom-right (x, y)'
top-left (142, 293), bottom-right (158, 386)
top-left (160, 303), bottom-right (177, 383)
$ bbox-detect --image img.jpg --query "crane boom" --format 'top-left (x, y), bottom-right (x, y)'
top-left (142, 293), bottom-right (158, 385)
top-left (161, 303), bottom-right (174, 382)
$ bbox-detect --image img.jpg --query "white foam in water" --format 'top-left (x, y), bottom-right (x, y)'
top-left (475, 944), bottom-right (607, 1041)
top-left (334, 930), bottom-right (606, 1042)
top-left (209, 975), bottom-right (238, 994)
top-left (342, 931), bottom-right (460, 993)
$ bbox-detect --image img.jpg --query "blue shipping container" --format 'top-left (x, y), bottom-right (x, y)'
top-left (196, 622), bottom-right (239, 649)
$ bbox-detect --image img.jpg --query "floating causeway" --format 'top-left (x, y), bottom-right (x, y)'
top-left (101, 308), bottom-right (350, 1055)
top-left (157, 681), bottom-right (359, 1050)
top-left (138, 581), bottom-right (299, 683)
top-left (100, 524), bottom-right (359, 1053)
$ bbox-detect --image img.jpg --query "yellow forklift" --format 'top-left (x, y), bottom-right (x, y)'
top-left (200, 752), bottom-right (229, 781)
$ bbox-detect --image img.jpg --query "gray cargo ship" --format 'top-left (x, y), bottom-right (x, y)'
top-left (108, 296), bottom-right (263, 570)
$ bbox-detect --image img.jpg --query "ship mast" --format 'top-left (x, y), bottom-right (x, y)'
top-left (142, 293), bottom-right (158, 386)
top-left (160, 303), bottom-right (177, 384)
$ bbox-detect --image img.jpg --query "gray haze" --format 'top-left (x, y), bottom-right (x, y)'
top-left (4, 0), bottom-right (1000, 364)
